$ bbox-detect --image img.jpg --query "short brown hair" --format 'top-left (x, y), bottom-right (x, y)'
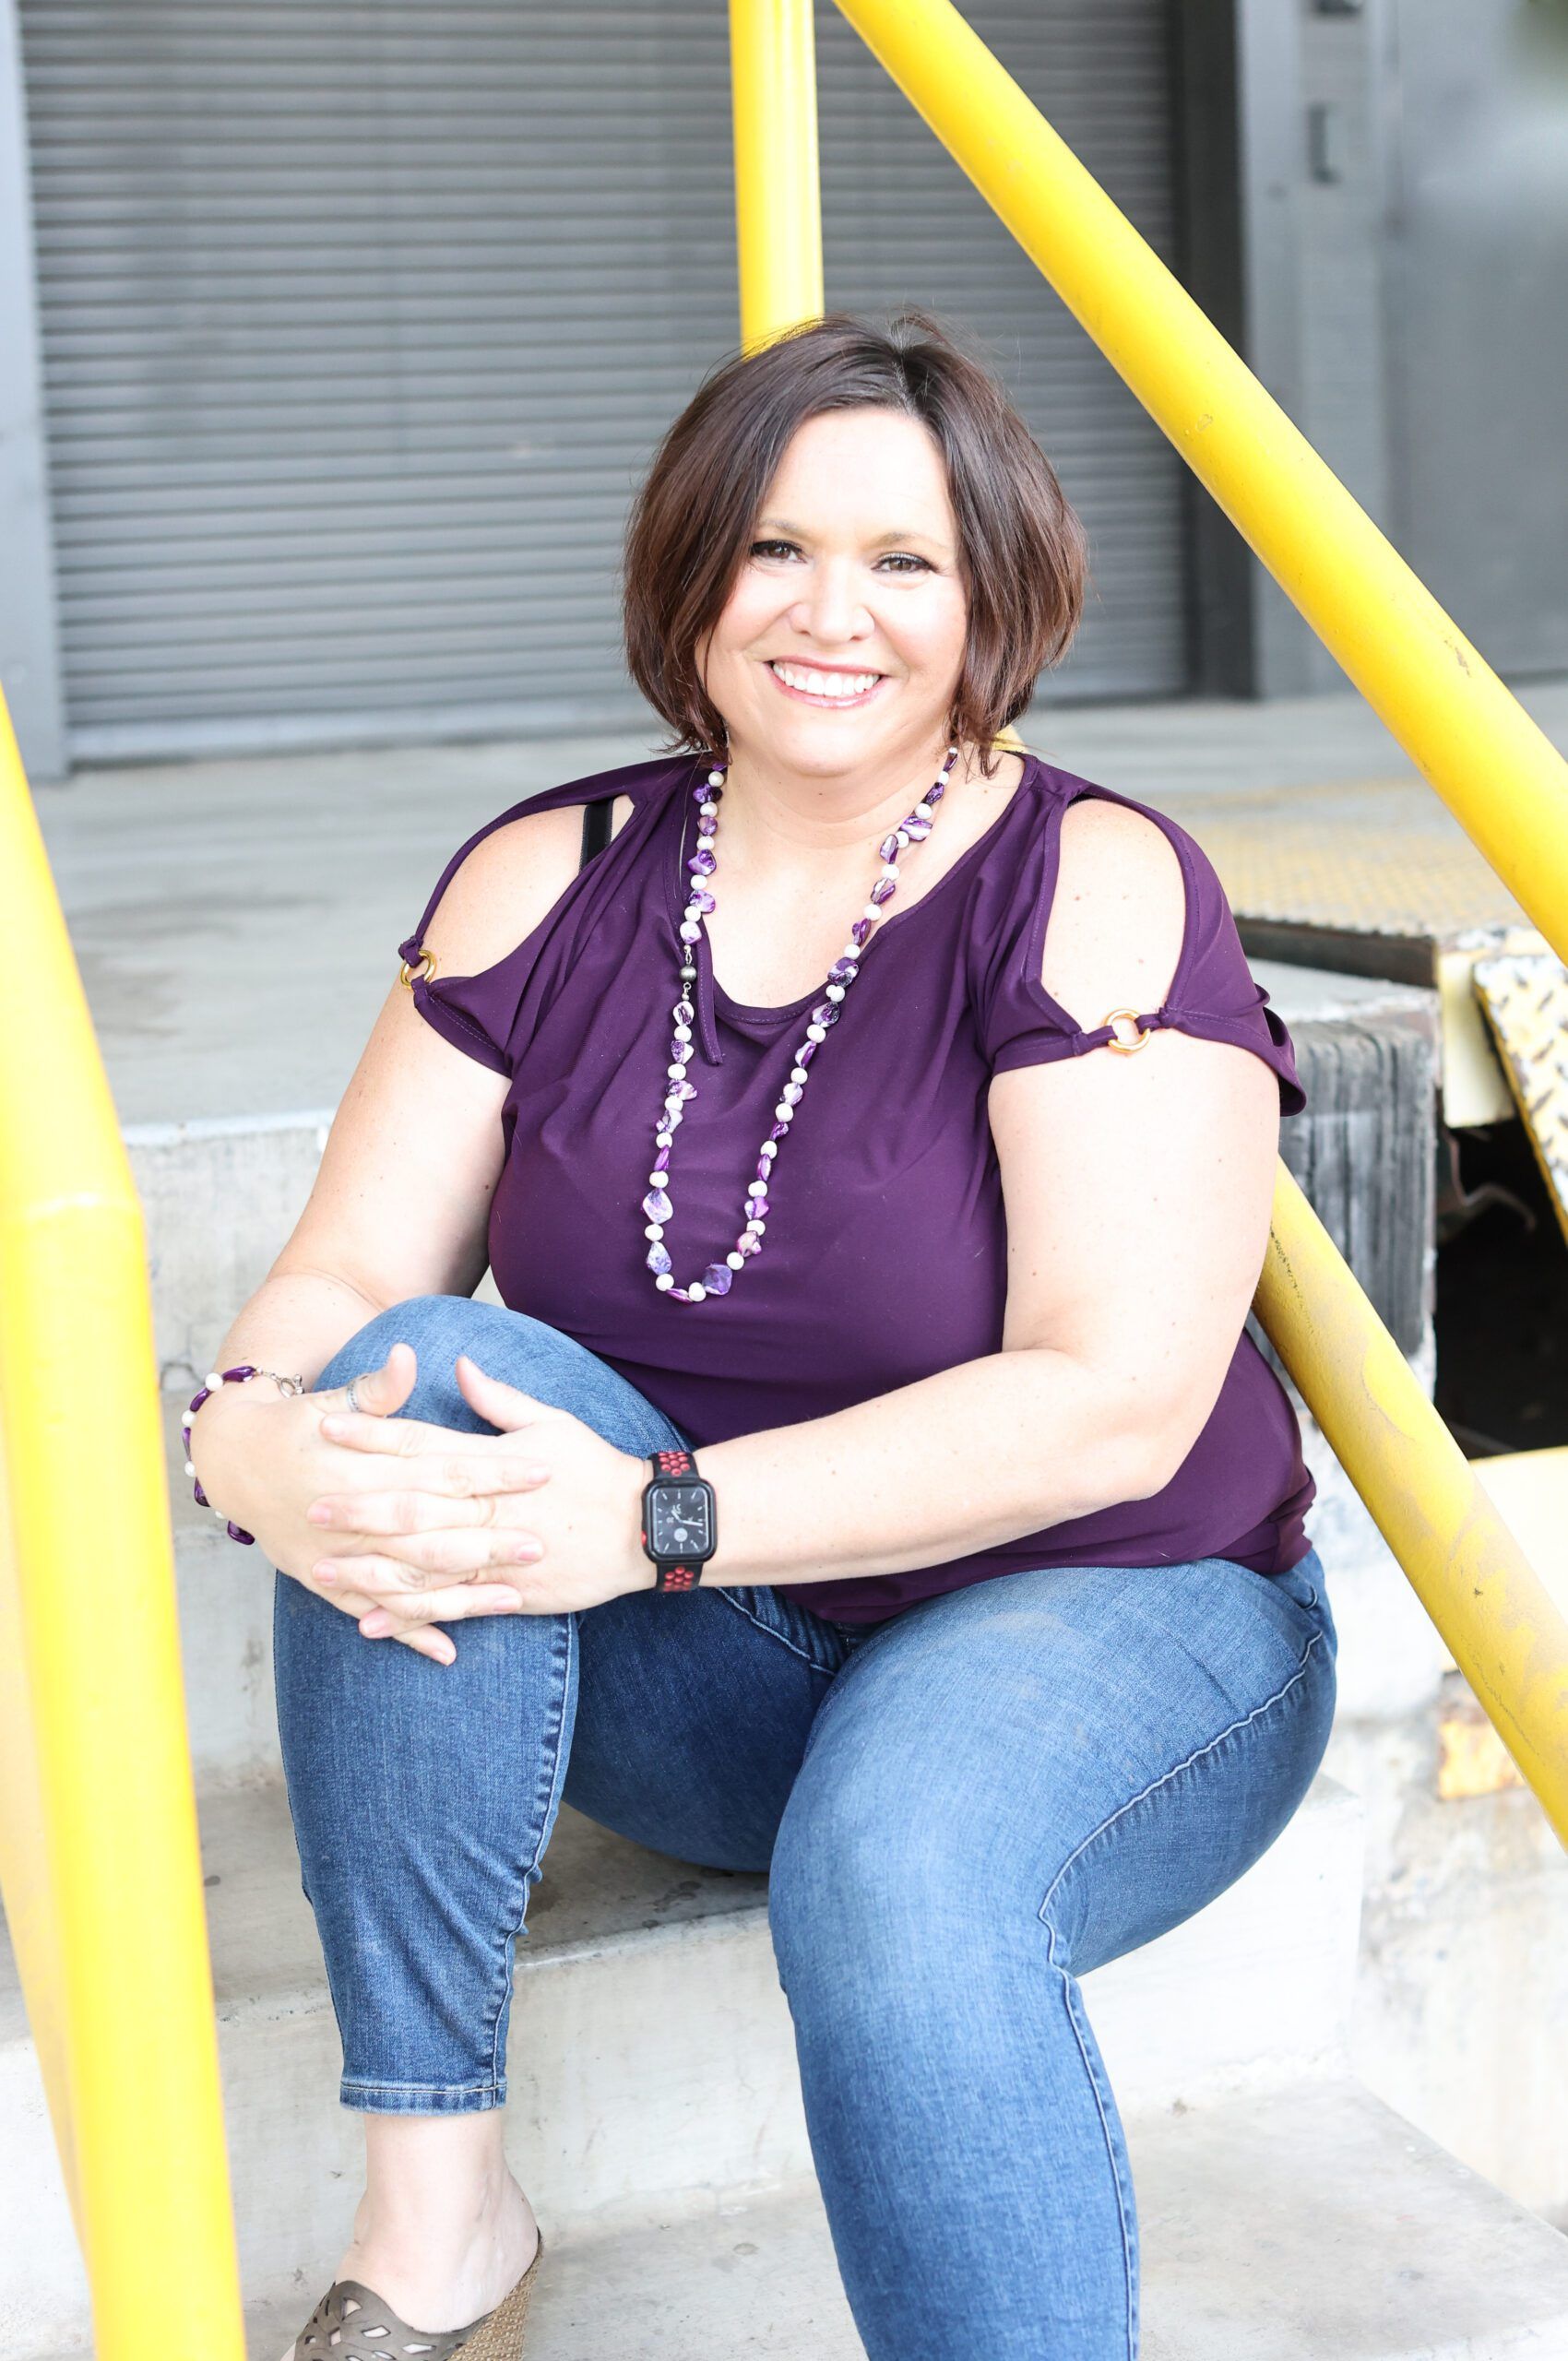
top-left (621, 309), bottom-right (1089, 777)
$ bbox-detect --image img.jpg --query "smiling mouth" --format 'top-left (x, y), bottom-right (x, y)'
top-left (766, 658), bottom-right (887, 706)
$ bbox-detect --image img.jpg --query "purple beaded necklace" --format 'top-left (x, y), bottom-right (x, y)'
top-left (643, 740), bottom-right (961, 1304)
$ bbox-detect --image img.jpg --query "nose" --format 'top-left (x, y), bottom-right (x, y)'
top-left (789, 556), bottom-right (874, 649)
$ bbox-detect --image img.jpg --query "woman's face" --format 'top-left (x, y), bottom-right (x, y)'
top-left (698, 406), bottom-right (969, 778)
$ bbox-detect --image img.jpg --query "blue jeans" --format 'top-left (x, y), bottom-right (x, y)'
top-left (272, 1293), bottom-right (1337, 2361)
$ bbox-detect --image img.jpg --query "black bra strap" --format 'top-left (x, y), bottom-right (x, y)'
top-left (578, 795), bottom-right (615, 871)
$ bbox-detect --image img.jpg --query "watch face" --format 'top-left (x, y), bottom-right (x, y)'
top-left (650, 1482), bottom-right (711, 1558)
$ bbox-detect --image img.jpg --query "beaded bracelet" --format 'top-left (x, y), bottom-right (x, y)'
top-left (184, 1364), bottom-right (304, 1545)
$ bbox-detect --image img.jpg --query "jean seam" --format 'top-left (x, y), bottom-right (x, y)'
top-left (1041, 1930), bottom-right (1140, 2361)
top-left (1033, 1621), bottom-right (1328, 2360)
top-left (1035, 1623), bottom-right (1328, 1936)
top-left (341, 2078), bottom-right (501, 2099)
top-left (716, 1584), bottom-right (840, 1676)
top-left (482, 1608), bottom-right (576, 2103)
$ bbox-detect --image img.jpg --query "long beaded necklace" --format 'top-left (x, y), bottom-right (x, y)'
top-left (643, 739), bottom-right (962, 1303)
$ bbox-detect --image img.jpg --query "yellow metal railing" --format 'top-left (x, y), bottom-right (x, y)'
top-left (0, 691), bottom-right (245, 2356)
top-left (730, 0), bottom-right (824, 350)
top-left (729, 0), bottom-right (1568, 1837)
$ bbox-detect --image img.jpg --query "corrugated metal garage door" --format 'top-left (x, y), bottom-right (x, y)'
top-left (18, 1), bottom-right (1187, 760)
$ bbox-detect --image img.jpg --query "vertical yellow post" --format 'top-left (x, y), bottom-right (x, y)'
top-left (729, 0), bottom-right (825, 350)
top-left (0, 689), bottom-right (245, 2357)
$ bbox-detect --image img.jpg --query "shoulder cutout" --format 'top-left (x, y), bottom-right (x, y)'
top-left (1039, 795), bottom-right (1187, 1033)
top-left (415, 801), bottom-right (587, 983)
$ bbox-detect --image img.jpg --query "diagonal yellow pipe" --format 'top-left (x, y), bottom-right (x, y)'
top-left (0, 689), bottom-right (245, 2356)
top-left (828, 0), bottom-right (1568, 967)
top-left (1259, 1167), bottom-right (1568, 1841)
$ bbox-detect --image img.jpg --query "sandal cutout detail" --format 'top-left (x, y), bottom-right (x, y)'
top-left (293, 2227), bottom-right (543, 2359)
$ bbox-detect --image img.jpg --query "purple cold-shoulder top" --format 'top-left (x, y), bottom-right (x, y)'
top-left (398, 750), bottom-right (1316, 1626)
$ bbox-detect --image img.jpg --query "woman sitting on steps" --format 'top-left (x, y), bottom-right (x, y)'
top-left (187, 307), bottom-right (1335, 2361)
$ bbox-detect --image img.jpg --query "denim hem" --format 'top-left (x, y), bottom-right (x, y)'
top-left (339, 2078), bottom-right (506, 2115)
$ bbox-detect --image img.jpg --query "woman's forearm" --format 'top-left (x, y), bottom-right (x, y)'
top-left (696, 1347), bottom-right (1179, 1591)
top-left (208, 1264), bottom-right (388, 1394)
top-left (190, 1264), bottom-right (386, 1489)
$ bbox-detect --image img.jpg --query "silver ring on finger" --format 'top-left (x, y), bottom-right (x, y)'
top-left (345, 1371), bottom-right (371, 1413)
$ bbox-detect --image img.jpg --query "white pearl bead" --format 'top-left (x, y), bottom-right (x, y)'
top-left (648, 1169), bottom-right (666, 1186)
top-left (680, 921), bottom-right (700, 942)
top-left (862, 903), bottom-right (879, 921)
top-left (707, 768), bottom-right (725, 786)
top-left (699, 801), bottom-right (718, 817)
top-left (774, 1101), bottom-right (792, 1122)
top-left (674, 1022), bottom-right (691, 1042)
top-left (826, 983), bottom-right (845, 1001)
top-left (667, 1063), bottom-right (684, 1080)
top-left (645, 1222), bottom-right (663, 1240)
top-left (213, 1504), bottom-right (225, 1520)
top-left (657, 1132), bottom-right (672, 1148)
top-left (896, 828), bottom-right (910, 848)
top-left (915, 801), bottom-right (932, 820)
top-left (727, 1252), bottom-right (745, 1270)
top-left (880, 863), bottom-right (899, 881)
top-left (807, 1023), bottom-right (826, 1041)
top-left (760, 1141), bottom-right (777, 1160)
top-left (688, 1282), bottom-right (707, 1302)
top-left (791, 1065), bottom-right (808, 1084)
top-left (205, 1371), bottom-right (222, 1390)
top-left (184, 1459), bottom-right (196, 1477)
top-left (747, 1217), bottom-right (766, 1235)
top-left (656, 1273), bottom-right (675, 1290)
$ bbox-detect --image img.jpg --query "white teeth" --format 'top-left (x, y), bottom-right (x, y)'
top-left (771, 661), bottom-right (882, 699)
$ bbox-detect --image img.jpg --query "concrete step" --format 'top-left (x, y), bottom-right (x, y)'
top-left (42, 2078), bottom-right (1568, 2360)
top-left (1, 1773), bottom-right (1362, 2355)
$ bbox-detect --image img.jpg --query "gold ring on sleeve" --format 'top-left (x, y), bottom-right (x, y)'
top-left (1101, 1007), bottom-right (1151, 1055)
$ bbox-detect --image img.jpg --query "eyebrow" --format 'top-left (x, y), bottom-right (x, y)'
top-left (756, 516), bottom-right (947, 550)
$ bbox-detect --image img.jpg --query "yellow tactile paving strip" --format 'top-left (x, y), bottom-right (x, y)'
top-left (1473, 950), bottom-right (1568, 1246)
top-left (1172, 776), bottom-right (1533, 943)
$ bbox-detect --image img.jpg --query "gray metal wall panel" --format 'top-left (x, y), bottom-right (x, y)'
top-left (1383, 0), bottom-right (1568, 680)
top-left (18, 0), bottom-right (1186, 757)
top-left (0, 0), bottom-right (65, 776)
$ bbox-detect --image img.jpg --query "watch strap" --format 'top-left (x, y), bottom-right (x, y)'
top-left (642, 1447), bottom-right (713, 1593)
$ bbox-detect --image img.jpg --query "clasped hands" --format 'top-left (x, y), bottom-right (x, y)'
top-left (302, 1349), bottom-right (655, 1662)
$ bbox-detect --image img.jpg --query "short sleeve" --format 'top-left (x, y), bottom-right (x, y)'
top-left (396, 806), bottom-right (536, 1078)
top-left (981, 782), bottom-right (1308, 1119)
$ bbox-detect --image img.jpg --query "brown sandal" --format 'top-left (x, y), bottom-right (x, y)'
top-left (292, 2226), bottom-right (543, 2359)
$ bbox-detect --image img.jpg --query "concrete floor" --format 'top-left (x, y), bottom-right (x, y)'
top-left (31, 677), bottom-right (1568, 1129)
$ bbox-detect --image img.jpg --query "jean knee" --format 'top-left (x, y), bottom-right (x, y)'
top-left (314, 1293), bottom-right (503, 1408)
top-left (314, 1296), bottom-right (685, 1459)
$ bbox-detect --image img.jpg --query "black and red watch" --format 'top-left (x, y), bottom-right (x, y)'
top-left (640, 1446), bottom-right (718, 1593)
